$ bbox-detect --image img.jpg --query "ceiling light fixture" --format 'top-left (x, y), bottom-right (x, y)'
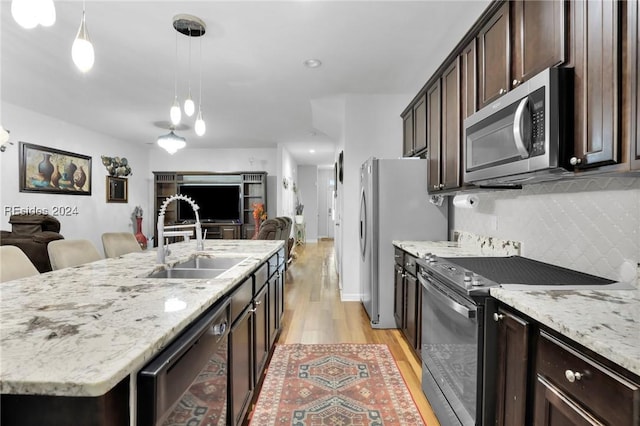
top-left (157, 128), bottom-right (186, 155)
top-left (303, 58), bottom-right (322, 68)
top-left (11, 0), bottom-right (56, 29)
top-left (170, 14), bottom-right (206, 134)
top-left (71, 0), bottom-right (94, 73)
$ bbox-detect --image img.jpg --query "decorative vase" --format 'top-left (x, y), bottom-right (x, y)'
top-left (135, 217), bottom-right (148, 249)
top-left (38, 153), bottom-right (54, 182)
top-left (73, 166), bottom-right (87, 190)
top-left (50, 165), bottom-right (61, 188)
top-left (64, 161), bottom-right (77, 182)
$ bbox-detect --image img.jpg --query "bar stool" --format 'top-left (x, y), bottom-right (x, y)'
top-left (0, 246), bottom-right (40, 282)
top-left (102, 232), bottom-right (142, 258)
top-left (47, 239), bottom-right (102, 270)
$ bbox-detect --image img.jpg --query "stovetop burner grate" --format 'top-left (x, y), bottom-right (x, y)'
top-left (441, 256), bottom-right (615, 286)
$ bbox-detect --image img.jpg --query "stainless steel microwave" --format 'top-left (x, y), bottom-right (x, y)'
top-left (463, 67), bottom-right (573, 185)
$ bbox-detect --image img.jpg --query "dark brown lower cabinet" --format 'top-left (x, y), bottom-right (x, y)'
top-left (394, 263), bottom-right (405, 328)
top-left (534, 331), bottom-right (640, 426)
top-left (268, 273), bottom-right (278, 347)
top-left (253, 283), bottom-right (269, 385)
top-left (403, 273), bottom-right (420, 351)
top-left (230, 305), bottom-right (253, 426)
top-left (495, 307), bottom-right (530, 426)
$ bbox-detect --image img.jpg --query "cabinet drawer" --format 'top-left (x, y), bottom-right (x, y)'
top-left (394, 248), bottom-right (404, 267)
top-left (254, 263), bottom-right (268, 293)
top-left (230, 278), bottom-right (253, 324)
top-left (536, 331), bottom-right (640, 425)
top-left (404, 254), bottom-right (418, 276)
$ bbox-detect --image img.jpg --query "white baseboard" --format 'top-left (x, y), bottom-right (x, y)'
top-left (339, 292), bottom-right (361, 302)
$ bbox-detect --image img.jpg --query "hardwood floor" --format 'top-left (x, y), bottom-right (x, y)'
top-left (274, 239), bottom-right (440, 425)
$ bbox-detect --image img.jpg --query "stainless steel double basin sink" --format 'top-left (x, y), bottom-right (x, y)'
top-left (145, 256), bottom-right (249, 279)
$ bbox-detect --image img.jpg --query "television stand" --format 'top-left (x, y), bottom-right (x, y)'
top-left (201, 222), bottom-right (241, 240)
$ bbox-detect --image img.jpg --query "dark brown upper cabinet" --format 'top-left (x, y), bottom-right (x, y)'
top-left (426, 80), bottom-right (442, 191)
top-left (427, 59), bottom-right (462, 193)
top-left (478, 1), bottom-right (566, 109)
top-left (570, 0), bottom-right (620, 169)
top-left (402, 94), bottom-right (427, 157)
top-left (442, 59), bottom-right (462, 190)
top-left (413, 94), bottom-right (428, 155)
top-left (511, 0), bottom-right (566, 85)
top-left (461, 39), bottom-right (478, 120)
top-left (402, 110), bottom-right (414, 157)
top-left (478, 2), bottom-right (511, 108)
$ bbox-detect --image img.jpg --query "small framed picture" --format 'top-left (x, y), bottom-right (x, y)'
top-left (106, 176), bottom-right (128, 203)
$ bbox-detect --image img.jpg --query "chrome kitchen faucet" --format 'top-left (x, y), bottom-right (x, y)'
top-left (157, 194), bottom-right (204, 264)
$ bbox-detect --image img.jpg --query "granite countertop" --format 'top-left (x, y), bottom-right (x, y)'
top-left (394, 237), bottom-right (640, 377)
top-left (0, 239), bottom-right (283, 397)
top-left (491, 288), bottom-right (640, 377)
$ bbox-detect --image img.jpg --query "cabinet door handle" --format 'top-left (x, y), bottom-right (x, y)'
top-left (439, 183), bottom-right (445, 189)
top-left (493, 313), bottom-right (504, 322)
top-left (564, 370), bottom-right (583, 383)
top-left (499, 88), bottom-right (507, 95)
top-left (512, 79), bottom-right (521, 86)
top-left (249, 308), bottom-right (257, 313)
top-left (254, 300), bottom-right (262, 306)
top-left (570, 157), bottom-right (583, 166)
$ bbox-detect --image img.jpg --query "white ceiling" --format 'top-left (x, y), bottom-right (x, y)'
top-left (1, 0), bottom-right (489, 167)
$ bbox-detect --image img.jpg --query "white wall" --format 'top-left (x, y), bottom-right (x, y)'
top-left (297, 165), bottom-right (318, 242)
top-left (452, 177), bottom-right (640, 283)
top-left (338, 93), bottom-right (412, 300)
top-left (277, 145), bottom-right (298, 220)
top-left (0, 103), bottom-right (151, 254)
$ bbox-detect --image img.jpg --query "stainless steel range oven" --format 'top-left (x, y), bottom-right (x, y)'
top-left (417, 255), bottom-right (620, 426)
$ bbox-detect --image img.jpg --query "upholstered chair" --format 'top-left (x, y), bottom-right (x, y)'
top-left (47, 239), bottom-right (102, 270)
top-left (102, 232), bottom-right (142, 258)
top-left (255, 218), bottom-right (281, 240)
top-left (0, 246), bottom-right (40, 282)
top-left (0, 214), bottom-right (64, 272)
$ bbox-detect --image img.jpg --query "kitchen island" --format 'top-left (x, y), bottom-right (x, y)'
top-left (0, 239), bottom-right (283, 424)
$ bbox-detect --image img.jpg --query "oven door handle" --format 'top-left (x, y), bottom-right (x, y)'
top-left (419, 273), bottom-right (476, 319)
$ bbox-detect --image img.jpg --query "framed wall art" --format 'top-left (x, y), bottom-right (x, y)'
top-left (19, 142), bottom-right (92, 195)
top-left (106, 176), bottom-right (128, 203)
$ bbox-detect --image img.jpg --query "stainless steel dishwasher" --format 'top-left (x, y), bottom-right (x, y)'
top-left (138, 298), bottom-right (230, 426)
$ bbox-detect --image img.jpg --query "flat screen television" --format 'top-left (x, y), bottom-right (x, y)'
top-left (177, 184), bottom-right (241, 223)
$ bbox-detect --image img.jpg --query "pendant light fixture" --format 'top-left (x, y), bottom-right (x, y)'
top-left (72, 0), bottom-right (94, 73)
top-left (158, 15), bottom-right (206, 154)
top-left (11, 0), bottom-right (56, 29)
top-left (194, 34), bottom-right (206, 136)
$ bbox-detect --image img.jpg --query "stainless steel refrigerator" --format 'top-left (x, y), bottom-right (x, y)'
top-left (359, 157), bottom-right (448, 328)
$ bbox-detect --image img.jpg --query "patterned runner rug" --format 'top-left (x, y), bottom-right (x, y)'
top-left (250, 343), bottom-right (425, 425)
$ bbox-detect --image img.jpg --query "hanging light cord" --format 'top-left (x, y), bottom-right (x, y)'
top-left (198, 34), bottom-right (202, 109)
top-left (187, 28), bottom-right (192, 94)
top-left (174, 28), bottom-right (178, 99)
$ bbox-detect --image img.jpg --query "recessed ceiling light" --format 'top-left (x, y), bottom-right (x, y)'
top-left (303, 59), bottom-right (322, 68)
top-left (309, 149), bottom-right (316, 153)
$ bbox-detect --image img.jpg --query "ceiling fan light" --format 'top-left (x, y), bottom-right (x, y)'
top-left (72, 12), bottom-right (94, 72)
top-left (195, 110), bottom-right (206, 136)
top-left (11, 0), bottom-right (39, 29)
top-left (170, 97), bottom-right (182, 125)
top-left (157, 130), bottom-right (186, 155)
top-left (184, 92), bottom-right (195, 117)
top-left (38, 0), bottom-right (56, 27)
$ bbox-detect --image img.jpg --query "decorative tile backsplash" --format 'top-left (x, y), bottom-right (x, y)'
top-left (452, 176), bottom-right (640, 285)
